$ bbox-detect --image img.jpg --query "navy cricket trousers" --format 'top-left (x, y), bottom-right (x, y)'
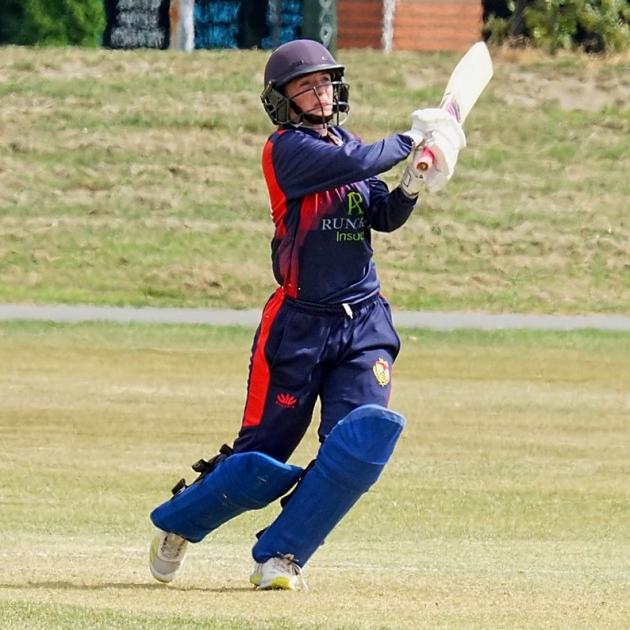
top-left (232, 287), bottom-right (401, 463)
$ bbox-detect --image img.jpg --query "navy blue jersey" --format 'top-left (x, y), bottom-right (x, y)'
top-left (262, 126), bottom-right (416, 304)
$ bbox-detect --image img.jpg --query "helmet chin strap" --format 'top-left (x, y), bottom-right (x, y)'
top-left (303, 112), bottom-right (333, 125)
top-left (288, 96), bottom-right (332, 129)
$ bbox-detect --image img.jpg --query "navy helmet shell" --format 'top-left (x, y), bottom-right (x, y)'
top-left (263, 39), bottom-right (345, 89)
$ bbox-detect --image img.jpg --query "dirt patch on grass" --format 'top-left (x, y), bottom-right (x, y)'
top-left (493, 48), bottom-right (630, 112)
top-left (499, 70), bottom-right (629, 111)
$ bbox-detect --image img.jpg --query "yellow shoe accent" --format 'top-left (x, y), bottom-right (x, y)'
top-left (250, 555), bottom-right (307, 591)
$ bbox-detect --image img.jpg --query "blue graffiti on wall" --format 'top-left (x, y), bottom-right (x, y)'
top-left (194, 0), bottom-right (241, 49)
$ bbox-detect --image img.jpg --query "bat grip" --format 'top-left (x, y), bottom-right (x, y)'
top-left (416, 147), bottom-right (435, 172)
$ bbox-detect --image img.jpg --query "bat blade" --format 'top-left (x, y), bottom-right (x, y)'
top-left (417, 42), bottom-right (493, 171)
top-left (441, 41), bottom-right (493, 124)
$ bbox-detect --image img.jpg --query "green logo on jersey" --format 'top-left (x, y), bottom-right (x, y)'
top-left (319, 191), bottom-right (367, 242)
top-left (347, 191), bottom-right (365, 216)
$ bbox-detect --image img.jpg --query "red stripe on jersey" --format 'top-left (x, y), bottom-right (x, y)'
top-left (263, 131), bottom-right (297, 296)
top-left (284, 190), bottom-right (337, 297)
top-left (262, 133), bottom-right (287, 237)
top-left (242, 288), bottom-right (286, 428)
top-left (285, 193), bottom-right (318, 297)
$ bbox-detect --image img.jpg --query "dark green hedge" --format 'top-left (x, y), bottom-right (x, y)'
top-left (0, 0), bottom-right (105, 46)
top-left (484, 0), bottom-right (629, 53)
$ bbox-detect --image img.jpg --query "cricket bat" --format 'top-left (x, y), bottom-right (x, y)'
top-left (417, 41), bottom-right (493, 171)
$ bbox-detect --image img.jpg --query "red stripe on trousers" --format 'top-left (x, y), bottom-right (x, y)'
top-left (242, 287), bottom-right (285, 428)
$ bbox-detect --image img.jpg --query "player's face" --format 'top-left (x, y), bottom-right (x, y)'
top-left (285, 71), bottom-right (334, 121)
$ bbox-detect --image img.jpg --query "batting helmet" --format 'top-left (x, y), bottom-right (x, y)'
top-left (261, 39), bottom-right (350, 126)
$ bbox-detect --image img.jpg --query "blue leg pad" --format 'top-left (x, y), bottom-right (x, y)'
top-left (150, 452), bottom-right (303, 543)
top-left (252, 404), bottom-right (405, 566)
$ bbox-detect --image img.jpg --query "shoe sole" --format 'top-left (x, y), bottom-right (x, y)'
top-left (150, 566), bottom-right (175, 583)
top-left (255, 576), bottom-right (296, 590)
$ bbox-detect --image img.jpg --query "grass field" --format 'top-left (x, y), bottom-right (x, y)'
top-left (1, 46), bottom-right (629, 313)
top-left (1, 321), bottom-right (628, 628)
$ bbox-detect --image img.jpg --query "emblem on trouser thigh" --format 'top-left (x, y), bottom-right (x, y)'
top-left (372, 358), bottom-right (390, 387)
top-left (276, 392), bottom-right (298, 408)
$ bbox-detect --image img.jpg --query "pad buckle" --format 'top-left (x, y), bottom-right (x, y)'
top-left (170, 443), bottom-right (234, 496)
top-left (171, 478), bottom-right (187, 496)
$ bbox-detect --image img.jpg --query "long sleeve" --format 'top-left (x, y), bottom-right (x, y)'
top-left (366, 178), bottom-right (418, 233)
top-left (271, 130), bottom-right (414, 199)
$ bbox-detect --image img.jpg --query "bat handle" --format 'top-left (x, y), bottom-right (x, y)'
top-left (416, 147), bottom-right (435, 172)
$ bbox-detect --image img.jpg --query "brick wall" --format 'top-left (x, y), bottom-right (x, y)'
top-left (337, 0), bottom-right (484, 52)
top-left (393, 0), bottom-right (483, 51)
top-left (337, 0), bottom-right (383, 49)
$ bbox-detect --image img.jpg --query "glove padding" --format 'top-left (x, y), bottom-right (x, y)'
top-left (407, 108), bottom-right (467, 192)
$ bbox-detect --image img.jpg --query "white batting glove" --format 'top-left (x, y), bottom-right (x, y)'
top-left (410, 108), bottom-right (467, 148)
top-left (402, 106), bottom-right (459, 147)
top-left (411, 108), bottom-right (466, 192)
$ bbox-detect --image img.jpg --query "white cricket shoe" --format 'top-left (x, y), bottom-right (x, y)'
top-left (149, 528), bottom-right (189, 583)
top-left (250, 554), bottom-right (308, 591)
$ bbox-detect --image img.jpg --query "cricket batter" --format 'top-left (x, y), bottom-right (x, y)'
top-left (148, 39), bottom-right (465, 591)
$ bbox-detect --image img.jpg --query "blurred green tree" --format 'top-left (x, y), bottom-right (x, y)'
top-left (483, 0), bottom-right (629, 52)
top-left (0, 0), bottom-right (105, 46)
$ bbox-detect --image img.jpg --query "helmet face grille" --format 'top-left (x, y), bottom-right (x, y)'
top-left (261, 80), bottom-right (350, 127)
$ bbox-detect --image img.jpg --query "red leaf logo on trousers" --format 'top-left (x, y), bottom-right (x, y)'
top-left (276, 393), bottom-right (298, 408)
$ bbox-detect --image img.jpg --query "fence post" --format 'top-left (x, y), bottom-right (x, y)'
top-left (302, 0), bottom-right (337, 53)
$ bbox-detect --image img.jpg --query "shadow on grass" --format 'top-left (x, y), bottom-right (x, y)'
top-left (0, 580), bottom-right (254, 593)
